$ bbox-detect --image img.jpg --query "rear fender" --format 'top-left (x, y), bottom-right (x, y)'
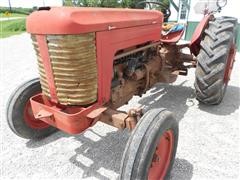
top-left (190, 15), bottom-right (213, 56)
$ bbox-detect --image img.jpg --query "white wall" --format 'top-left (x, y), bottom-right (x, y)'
top-left (217, 0), bottom-right (240, 21)
top-left (169, 0), bottom-right (180, 21)
top-left (168, 0), bottom-right (239, 23)
top-left (188, 0), bottom-right (240, 22)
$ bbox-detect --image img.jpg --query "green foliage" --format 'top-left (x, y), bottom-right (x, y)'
top-left (121, 0), bottom-right (143, 8)
top-left (66, 0), bottom-right (121, 7)
top-left (63, 0), bottom-right (74, 6)
top-left (63, 0), bottom-right (169, 9)
top-left (0, 12), bottom-right (27, 18)
top-left (0, 7), bottom-right (33, 15)
top-left (0, 19), bottom-right (26, 38)
top-left (63, 0), bottom-right (144, 8)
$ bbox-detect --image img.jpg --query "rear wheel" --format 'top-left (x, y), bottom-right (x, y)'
top-left (120, 109), bottom-right (178, 180)
top-left (194, 16), bottom-right (238, 105)
top-left (6, 78), bottom-right (57, 139)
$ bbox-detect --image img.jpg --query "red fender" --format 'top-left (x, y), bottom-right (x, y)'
top-left (190, 14), bottom-right (213, 56)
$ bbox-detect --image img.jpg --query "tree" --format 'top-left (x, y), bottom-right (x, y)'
top-left (63, 0), bottom-right (143, 8)
top-left (62, 0), bottom-right (170, 9)
top-left (63, 0), bottom-right (74, 6)
top-left (75, 0), bottom-right (120, 7)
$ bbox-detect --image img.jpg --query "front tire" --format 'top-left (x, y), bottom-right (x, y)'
top-left (194, 16), bottom-right (238, 105)
top-left (120, 109), bottom-right (179, 180)
top-left (6, 78), bottom-right (57, 139)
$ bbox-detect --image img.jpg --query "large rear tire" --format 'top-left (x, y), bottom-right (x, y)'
top-left (194, 16), bottom-right (238, 105)
top-left (6, 78), bottom-right (57, 139)
top-left (120, 109), bottom-right (179, 180)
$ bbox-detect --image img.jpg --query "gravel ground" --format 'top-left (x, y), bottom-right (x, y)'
top-left (1, 33), bottom-right (239, 180)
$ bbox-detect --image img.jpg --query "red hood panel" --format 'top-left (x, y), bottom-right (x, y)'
top-left (27, 7), bottom-right (163, 34)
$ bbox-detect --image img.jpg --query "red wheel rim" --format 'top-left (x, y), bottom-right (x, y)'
top-left (148, 130), bottom-right (174, 180)
top-left (23, 100), bottom-right (50, 129)
top-left (224, 43), bottom-right (236, 84)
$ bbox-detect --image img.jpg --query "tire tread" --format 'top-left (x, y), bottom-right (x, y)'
top-left (194, 16), bottom-right (237, 105)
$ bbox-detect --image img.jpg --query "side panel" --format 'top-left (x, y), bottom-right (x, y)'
top-left (96, 24), bottom-right (162, 104)
top-left (190, 14), bottom-right (213, 56)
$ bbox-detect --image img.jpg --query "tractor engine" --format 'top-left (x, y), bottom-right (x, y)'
top-left (111, 46), bottom-right (162, 108)
top-left (32, 33), bottom-right (171, 108)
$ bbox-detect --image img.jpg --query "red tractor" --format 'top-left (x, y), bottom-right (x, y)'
top-left (6, 1), bottom-right (238, 179)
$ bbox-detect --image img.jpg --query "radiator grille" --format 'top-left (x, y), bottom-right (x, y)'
top-left (31, 35), bottom-right (51, 97)
top-left (31, 33), bottom-right (98, 105)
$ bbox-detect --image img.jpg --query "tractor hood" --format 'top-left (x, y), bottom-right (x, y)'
top-left (26, 7), bottom-right (163, 34)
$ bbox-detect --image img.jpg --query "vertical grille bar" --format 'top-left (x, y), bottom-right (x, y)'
top-left (31, 35), bottom-right (51, 97)
top-left (36, 35), bottom-right (58, 103)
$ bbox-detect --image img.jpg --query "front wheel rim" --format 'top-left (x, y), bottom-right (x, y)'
top-left (23, 100), bottom-right (50, 129)
top-left (148, 130), bottom-right (174, 180)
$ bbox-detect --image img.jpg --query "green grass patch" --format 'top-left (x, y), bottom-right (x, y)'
top-left (0, 19), bottom-right (26, 38)
top-left (0, 7), bottom-right (33, 15)
top-left (0, 12), bottom-right (27, 18)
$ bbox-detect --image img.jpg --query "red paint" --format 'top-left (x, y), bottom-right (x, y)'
top-left (190, 15), bottom-right (212, 56)
top-left (161, 30), bottom-right (184, 43)
top-left (36, 35), bottom-right (58, 103)
top-left (24, 100), bottom-right (50, 129)
top-left (96, 24), bottom-right (162, 103)
top-left (30, 94), bottom-right (101, 134)
top-left (224, 44), bottom-right (237, 83)
top-left (27, 7), bottom-right (163, 34)
top-left (148, 130), bottom-right (174, 180)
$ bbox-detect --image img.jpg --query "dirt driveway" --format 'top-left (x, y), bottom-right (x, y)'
top-left (1, 33), bottom-right (239, 179)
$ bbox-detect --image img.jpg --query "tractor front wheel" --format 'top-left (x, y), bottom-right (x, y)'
top-left (120, 109), bottom-right (178, 180)
top-left (195, 16), bottom-right (238, 104)
top-left (6, 78), bottom-right (57, 139)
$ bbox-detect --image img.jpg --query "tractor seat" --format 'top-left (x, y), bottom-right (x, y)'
top-left (161, 23), bottom-right (185, 43)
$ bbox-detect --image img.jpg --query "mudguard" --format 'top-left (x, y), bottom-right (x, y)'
top-left (190, 14), bottom-right (213, 56)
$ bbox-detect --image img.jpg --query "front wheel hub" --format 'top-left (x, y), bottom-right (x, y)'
top-left (148, 130), bottom-right (174, 179)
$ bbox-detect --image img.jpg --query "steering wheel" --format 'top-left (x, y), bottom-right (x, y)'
top-left (217, 0), bottom-right (227, 8)
top-left (136, 1), bottom-right (171, 20)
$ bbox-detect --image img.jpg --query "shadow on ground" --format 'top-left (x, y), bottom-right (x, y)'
top-left (26, 131), bottom-right (70, 148)
top-left (69, 129), bottom-right (129, 180)
top-left (138, 81), bottom-right (196, 121)
top-left (198, 85), bottom-right (240, 115)
top-left (26, 84), bottom-right (240, 148)
top-left (24, 82), bottom-right (240, 179)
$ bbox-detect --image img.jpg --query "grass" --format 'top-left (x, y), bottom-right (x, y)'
top-left (0, 7), bottom-right (32, 38)
top-left (0, 12), bottom-right (27, 18)
top-left (0, 19), bottom-right (26, 38)
top-left (0, 7), bottom-right (33, 15)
